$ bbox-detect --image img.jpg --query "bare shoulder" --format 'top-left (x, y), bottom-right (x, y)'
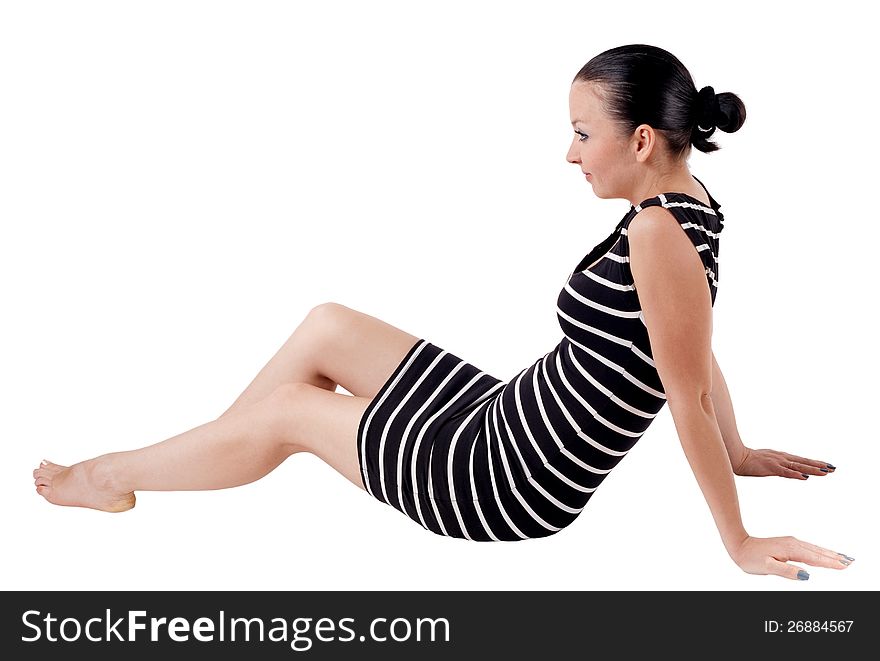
top-left (627, 205), bottom-right (706, 287)
top-left (627, 205), bottom-right (684, 244)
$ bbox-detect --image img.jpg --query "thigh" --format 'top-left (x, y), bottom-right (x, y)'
top-left (270, 382), bottom-right (372, 491)
top-left (310, 302), bottom-right (422, 399)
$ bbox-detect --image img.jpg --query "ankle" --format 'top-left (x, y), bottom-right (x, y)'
top-left (90, 453), bottom-right (131, 493)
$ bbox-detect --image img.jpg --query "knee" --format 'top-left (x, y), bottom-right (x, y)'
top-left (307, 301), bottom-right (350, 322)
top-left (305, 301), bottom-right (352, 332)
top-left (303, 301), bottom-right (353, 341)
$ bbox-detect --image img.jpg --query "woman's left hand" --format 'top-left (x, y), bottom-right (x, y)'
top-left (734, 447), bottom-right (836, 479)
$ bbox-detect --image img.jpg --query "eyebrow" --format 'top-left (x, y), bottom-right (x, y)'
top-left (571, 119), bottom-right (590, 126)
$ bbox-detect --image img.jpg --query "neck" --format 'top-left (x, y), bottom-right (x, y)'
top-left (627, 167), bottom-right (696, 207)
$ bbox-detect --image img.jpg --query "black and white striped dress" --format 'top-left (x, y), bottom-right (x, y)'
top-left (357, 177), bottom-right (724, 541)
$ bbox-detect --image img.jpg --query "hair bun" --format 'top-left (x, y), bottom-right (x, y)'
top-left (694, 85), bottom-right (720, 135)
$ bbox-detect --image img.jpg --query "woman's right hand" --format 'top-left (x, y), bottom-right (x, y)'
top-left (731, 535), bottom-right (855, 580)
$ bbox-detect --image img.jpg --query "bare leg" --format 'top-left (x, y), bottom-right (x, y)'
top-left (33, 302), bottom-right (419, 512)
top-left (218, 302), bottom-right (420, 418)
top-left (33, 392), bottom-right (302, 511)
top-left (33, 382), bottom-right (372, 512)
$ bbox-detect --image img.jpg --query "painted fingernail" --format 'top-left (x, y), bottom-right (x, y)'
top-left (826, 464), bottom-right (836, 469)
top-left (801, 474), bottom-right (809, 478)
top-left (797, 570), bottom-right (810, 580)
top-left (837, 553), bottom-right (855, 561)
top-left (820, 468), bottom-right (829, 472)
top-left (840, 559), bottom-right (850, 566)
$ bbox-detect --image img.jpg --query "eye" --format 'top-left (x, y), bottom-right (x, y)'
top-left (574, 129), bottom-right (589, 142)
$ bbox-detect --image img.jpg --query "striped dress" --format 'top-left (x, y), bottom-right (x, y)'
top-left (357, 177), bottom-right (724, 541)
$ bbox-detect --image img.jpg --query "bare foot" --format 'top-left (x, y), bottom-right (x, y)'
top-left (33, 458), bottom-right (135, 512)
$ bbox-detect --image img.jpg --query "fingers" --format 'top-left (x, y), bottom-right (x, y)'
top-left (751, 537), bottom-right (854, 580)
top-left (795, 539), bottom-right (855, 567)
top-left (778, 457), bottom-right (833, 478)
top-left (779, 452), bottom-right (836, 474)
top-left (767, 558), bottom-right (810, 581)
top-left (785, 539), bottom-right (855, 572)
top-left (776, 458), bottom-right (814, 479)
top-left (779, 467), bottom-right (810, 480)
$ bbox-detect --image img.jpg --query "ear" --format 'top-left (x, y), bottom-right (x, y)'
top-left (632, 124), bottom-right (659, 162)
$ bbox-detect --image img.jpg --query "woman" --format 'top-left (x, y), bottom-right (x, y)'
top-left (32, 44), bottom-right (853, 581)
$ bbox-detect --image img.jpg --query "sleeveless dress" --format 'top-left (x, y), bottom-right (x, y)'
top-left (357, 176), bottom-right (724, 542)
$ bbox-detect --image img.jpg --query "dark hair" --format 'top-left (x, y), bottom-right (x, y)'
top-left (572, 44), bottom-right (746, 158)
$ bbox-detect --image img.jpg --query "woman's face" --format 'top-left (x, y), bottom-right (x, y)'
top-left (566, 81), bottom-right (631, 200)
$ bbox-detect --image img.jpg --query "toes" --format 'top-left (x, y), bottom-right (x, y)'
top-left (36, 484), bottom-right (59, 505)
top-left (33, 467), bottom-right (55, 480)
top-left (34, 462), bottom-right (64, 476)
top-left (33, 465), bottom-right (59, 487)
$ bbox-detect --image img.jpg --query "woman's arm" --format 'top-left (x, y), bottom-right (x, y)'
top-left (666, 394), bottom-right (748, 556)
top-left (628, 206), bottom-right (850, 579)
top-left (628, 208), bottom-right (748, 556)
top-left (709, 351), bottom-right (748, 472)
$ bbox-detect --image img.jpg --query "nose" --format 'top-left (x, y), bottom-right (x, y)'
top-left (566, 142), bottom-right (579, 164)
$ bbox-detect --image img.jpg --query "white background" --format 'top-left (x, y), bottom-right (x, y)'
top-left (2, 0), bottom-right (876, 592)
